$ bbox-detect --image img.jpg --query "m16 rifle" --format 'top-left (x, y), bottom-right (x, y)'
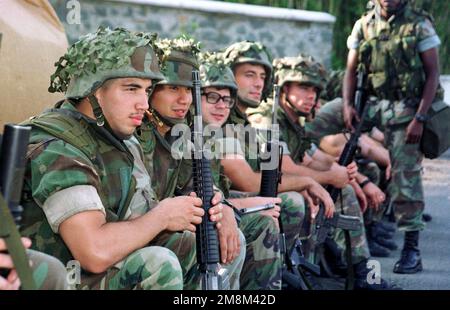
top-left (191, 70), bottom-right (229, 290)
top-left (0, 124), bottom-right (36, 289)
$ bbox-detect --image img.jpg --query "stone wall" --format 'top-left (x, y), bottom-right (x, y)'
top-left (49, 0), bottom-right (335, 67)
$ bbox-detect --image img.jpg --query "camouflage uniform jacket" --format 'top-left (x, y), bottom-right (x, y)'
top-left (225, 107), bottom-right (261, 172)
top-left (20, 101), bottom-right (140, 264)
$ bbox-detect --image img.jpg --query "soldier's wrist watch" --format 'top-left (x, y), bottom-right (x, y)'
top-left (414, 113), bottom-right (429, 123)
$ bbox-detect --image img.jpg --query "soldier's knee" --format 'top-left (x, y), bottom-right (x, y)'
top-left (138, 246), bottom-right (183, 284)
top-left (27, 250), bottom-right (68, 290)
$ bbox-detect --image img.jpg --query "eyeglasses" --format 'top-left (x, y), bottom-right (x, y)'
top-left (202, 91), bottom-right (235, 109)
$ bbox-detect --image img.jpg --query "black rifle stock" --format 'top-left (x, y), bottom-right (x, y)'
top-left (0, 124), bottom-right (36, 289)
top-left (191, 70), bottom-right (229, 290)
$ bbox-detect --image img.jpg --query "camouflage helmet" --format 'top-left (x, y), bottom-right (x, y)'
top-left (222, 40), bottom-right (273, 101)
top-left (155, 36), bottom-right (201, 88)
top-left (321, 69), bottom-right (345, 102)
top-left (198, 52), bottom-right (238, 97)
top-left (273, 54), bottom-right (327, 93)
top-left (49, 27), bottom-right (164, 99)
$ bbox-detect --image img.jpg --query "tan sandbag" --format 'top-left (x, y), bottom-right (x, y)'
top-left (0, 0), bottom-right (68, 132)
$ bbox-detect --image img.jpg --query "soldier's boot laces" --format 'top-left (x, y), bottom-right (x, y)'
top-left (353, 260), bottom-right (401, 290)
top-left (393, 231), bottom-right (423, 274)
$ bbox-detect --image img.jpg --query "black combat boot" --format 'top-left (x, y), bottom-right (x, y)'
top-left (374, 235), bottom-right (398, 251)
top-left (353, 260), bottom-right (400, 290)
top-left (393, 231), bottom-right (423, 274)
top-left (368, 239), bottom-right (391, 257)
top-left (377, 221), bottom-right (396, 233)
top-left (422, 213), bottom-right (433, 222)
top-left (370, 222), bottom-right (394, 239)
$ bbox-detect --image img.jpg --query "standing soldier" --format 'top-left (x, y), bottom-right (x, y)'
top-left (343, 0), bottom-right (442, 274)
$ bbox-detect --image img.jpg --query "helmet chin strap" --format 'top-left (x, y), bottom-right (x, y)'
top-left (284, 97), bottom-right (310, 118)
top-left (148, 107), bottom-right (187, 128)
top-left (237, 93), bottom-right (261, 109)
top-left (88, 94), bottom-right (105, 127)
top-left (88, 94), bottom-right (133, 140)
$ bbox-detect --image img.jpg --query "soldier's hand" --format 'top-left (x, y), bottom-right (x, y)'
top-left (346, 161), bottom-right (358, 181)
top-left (207, 192), bottom-right (224, 230)
top-left (329, 164), bottom-right (351, 188)
top-left (158, 195), bottom-right (204, 232)
top-left (361, 181), bottom-right (385, 210)
top-left (216, 205), bottom-right (241, 265)
top-left (405, 119), bottom-right (424, 144)
top-left (241, 197), bottom-right (281, 224)
top-left (305, 180), bottom-right (335, 218)
top-left (0, 237), bottom-right (32, 291)
top-left (350, 180), bottom-right (368, 213)
top-left (343, 104), bottom-right (359, 131)
top-left (301, 190), bottom-right (319, 220)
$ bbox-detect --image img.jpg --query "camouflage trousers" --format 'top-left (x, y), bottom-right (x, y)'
top-left (239, 212), bottom-right (281, 290)
top-left (78, 246), bottom-right (183, 290)
top-left (332, 185), bottom-right (371, 264)
top-left (277, 191), bottom-right (318, 264)
top-left (364, 99), bottom-right (425, 232)
top-left (28, 249), bottom-right (68, 290)
top-left (151, 230), bottom-right (245, 290)
top-left (306, 98), bottom-right (425, 231)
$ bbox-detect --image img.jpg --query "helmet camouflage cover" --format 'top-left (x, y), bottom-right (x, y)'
top-left (222, 40), bottom-right (273, 101)
top-left (198, 52), bottom-right (237, 97)
top-left (49, 27), bottom-right (164, 99)
top-left (155, 36), bottom-right (201, 88)
top-left (273, 54), bottom-right (327, 93)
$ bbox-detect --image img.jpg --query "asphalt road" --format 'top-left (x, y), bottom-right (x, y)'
top-left (378, 150), bottom-right (450, 290)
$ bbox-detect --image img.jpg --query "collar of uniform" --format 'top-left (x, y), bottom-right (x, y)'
top-left (229, 106), bottom-right (250, 126)
top-left (279, 105), bottom-right (304, 134)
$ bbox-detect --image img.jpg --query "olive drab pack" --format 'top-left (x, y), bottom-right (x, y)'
top-left (421, 100), bottom-right (450, 159)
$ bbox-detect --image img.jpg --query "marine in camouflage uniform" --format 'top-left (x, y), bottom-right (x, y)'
top-left (135, 37), bottom-right (246, 290)
top-left (343, 0), bottom-right (442, 273)
top-left (221, 42), bottom-right (313, 265)
top-left (248, 55), bottom-right (402, 289)
top-left (18, 27), bottom-right (201, 290)
top-left (198, 53), bottom-right (282, 289)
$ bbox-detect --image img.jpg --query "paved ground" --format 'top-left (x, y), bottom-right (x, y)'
top-left (378, 150), bottom-right (450, 290)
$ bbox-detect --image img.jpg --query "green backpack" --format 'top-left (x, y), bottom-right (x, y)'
top-left (421, 100), bottom-right (450, 159)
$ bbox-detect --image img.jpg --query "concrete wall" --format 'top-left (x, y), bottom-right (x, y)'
top-left (49, 0), bottom-right (335, 67)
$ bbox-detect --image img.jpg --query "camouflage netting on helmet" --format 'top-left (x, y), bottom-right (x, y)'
top-left (222, 40), bottom-right (273, 101)
top-left (321, 70), bottom-right (345, 102)
top-left (155, 36), bottom-right (201, 87)
top-left (49, 27), bottom-right (164, 99)
top-left (273, 54), bottom-right (327, 92)
top-left (198, 52), bottom-right (237, 95)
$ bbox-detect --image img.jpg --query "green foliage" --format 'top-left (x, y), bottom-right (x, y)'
top-left (220, 0), bottom-right (449, 73)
